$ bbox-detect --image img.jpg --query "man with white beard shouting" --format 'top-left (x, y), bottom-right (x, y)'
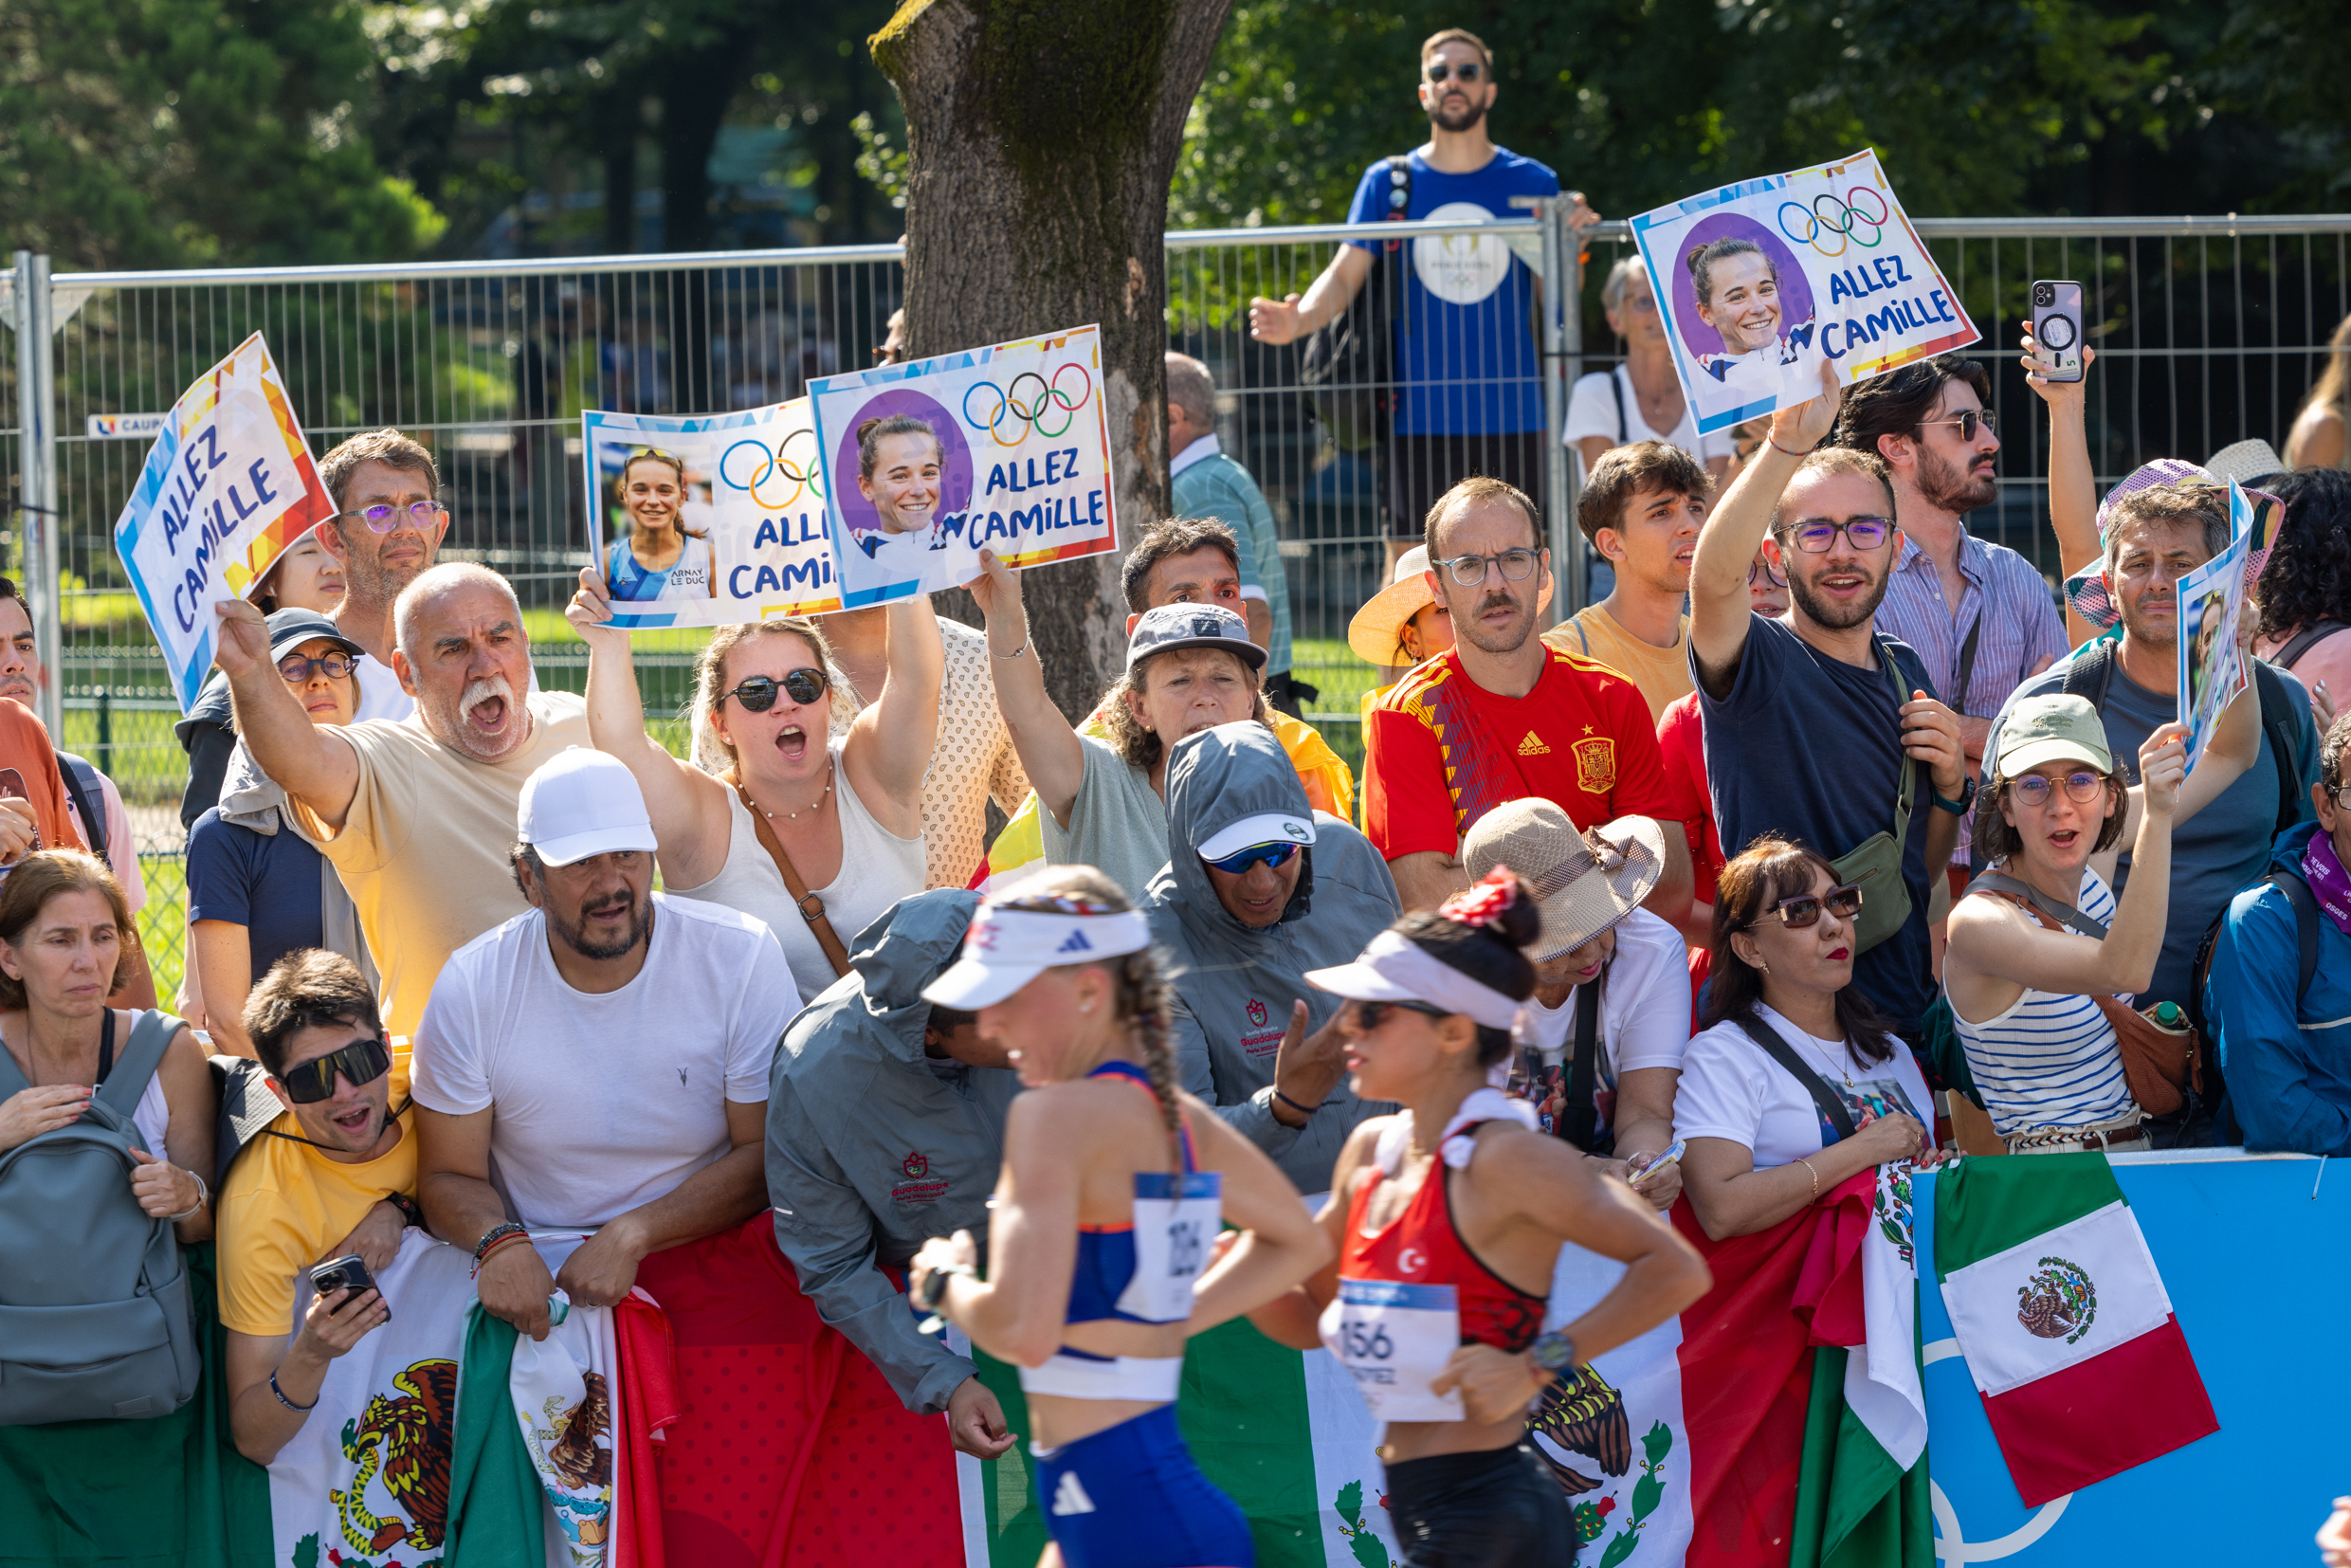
top-left (215, 562), bottom-right (591, 1038)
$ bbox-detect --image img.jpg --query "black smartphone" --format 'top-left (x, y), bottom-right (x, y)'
top-left (309, 1254), bottom-right (386, 1317)
top-left (2031, 280), bottom-right (2086, 383)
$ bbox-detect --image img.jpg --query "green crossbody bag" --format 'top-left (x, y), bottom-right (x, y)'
top-left (1827, 636), bottom-right (1916, 955)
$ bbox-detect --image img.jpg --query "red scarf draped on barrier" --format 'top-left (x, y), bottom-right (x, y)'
top-left (1671, 1170), bottom-right (1876, 1568)
top-left (620, 1214), bottom-right (963, 1567)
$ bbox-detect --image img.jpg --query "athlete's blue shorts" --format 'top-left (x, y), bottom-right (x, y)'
top-left (1030, 1404), bottom-right (1253, 1567)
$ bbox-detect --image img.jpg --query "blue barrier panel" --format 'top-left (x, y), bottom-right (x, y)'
top-left (1917, 1150), bottom-right (2351, 1563)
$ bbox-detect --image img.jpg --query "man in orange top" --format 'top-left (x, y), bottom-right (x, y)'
top-left (1363, 476), bottom-right (1692, 916)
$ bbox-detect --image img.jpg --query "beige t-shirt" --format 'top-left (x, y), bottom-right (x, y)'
top-left (288, 690), bottom-right (592, 1038)
top-left (1545, 606), bottom-right (1693, 723)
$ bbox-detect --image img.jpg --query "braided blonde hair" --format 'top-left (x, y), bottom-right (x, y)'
top-left (995, 865), bottom-right (1185, 1156)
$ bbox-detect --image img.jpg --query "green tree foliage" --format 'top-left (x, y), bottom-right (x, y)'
top-left (0, 0), bottom-right (443, 268)
top-left (1171, 0), bottom-right (2344, 228)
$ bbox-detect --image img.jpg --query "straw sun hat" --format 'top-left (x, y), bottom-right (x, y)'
top-left (1460, 799), bottom-right (1665, 963)
top-left (1345, 543), bottom-right (1557, 667)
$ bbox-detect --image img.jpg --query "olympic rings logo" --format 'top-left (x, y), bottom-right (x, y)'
top-left (962, 363), bottom-right (1093, 447)
top-left (1777, 187), bottom-right (1890, 259)
top-left (720, 427), bottom-right (823, 509)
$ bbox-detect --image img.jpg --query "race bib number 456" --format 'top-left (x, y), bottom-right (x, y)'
top-left (1322, 1277), bottom-right (1463, 1422)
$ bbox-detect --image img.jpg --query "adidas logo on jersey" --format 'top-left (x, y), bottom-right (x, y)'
top-left (1055, 930), bottom-right (1093, 954)
top-left (1049, 1470), bottom-right (1097, 1516)
top-left (1518, 731), bottom-right (1551, 757)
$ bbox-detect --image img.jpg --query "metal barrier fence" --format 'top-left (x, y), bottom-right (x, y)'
top-left (7, 212), bottom-right (2351, 998)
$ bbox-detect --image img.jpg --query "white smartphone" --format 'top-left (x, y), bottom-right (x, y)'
top-left (2031, 280), bottom-right (2086, 383)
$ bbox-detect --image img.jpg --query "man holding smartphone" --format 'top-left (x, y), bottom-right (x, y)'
top-left (216, 951), bottom-right (416, 1464)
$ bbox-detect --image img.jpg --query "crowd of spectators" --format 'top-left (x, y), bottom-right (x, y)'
top-left (13, 22), bottom-right (2351, 1560)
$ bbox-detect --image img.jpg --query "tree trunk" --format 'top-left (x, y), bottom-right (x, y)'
top-left (872, 0), bottom-right (1231, 720)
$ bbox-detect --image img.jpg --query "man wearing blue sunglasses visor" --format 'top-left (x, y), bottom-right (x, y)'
top-left (1145, 722), bottom-right (1403, 1191)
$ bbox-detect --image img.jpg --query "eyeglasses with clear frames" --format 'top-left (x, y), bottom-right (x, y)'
top-left (2010, 771), bottom-right (2106, 807)
top-left (336, 501), bottom-right (446, 535)
top-left (1434, 548), bottom-right (1542, 587)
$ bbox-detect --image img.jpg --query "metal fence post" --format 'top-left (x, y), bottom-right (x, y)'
top-left (1533, 203), bottom-right (1582, 621)
top-left (10, 251), bottom-right (59, 737)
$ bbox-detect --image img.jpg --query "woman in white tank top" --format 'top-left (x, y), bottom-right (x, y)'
top-left (1943, 688), bottom-right (2257, 1150)
top-left (567, 568), bottom-right (942, 1002)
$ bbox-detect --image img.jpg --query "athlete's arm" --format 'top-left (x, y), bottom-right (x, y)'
top-left (918, 1089), bottom-right (1084, 1368)
top-left (1239, 1118), bottom-right (1384, 1350)
top-left (1484, 1128), bottom-right (1711, 1366)
top-left (1184, 1092), bottom-right (1334, 1335)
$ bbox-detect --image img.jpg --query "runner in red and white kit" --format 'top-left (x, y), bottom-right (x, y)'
top-left (1246, 870), bottom-right (1709, 1566)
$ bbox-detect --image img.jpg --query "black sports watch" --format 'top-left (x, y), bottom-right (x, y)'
top-left (1931, 774), bottom-right (1978, 816)
top-left (918, 1263), bottom-right (972, 1311)
top-left (1529, 1330), bottom-right (1578, 1374)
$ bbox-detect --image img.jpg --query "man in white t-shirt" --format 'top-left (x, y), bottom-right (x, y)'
top-left (412, 747), bottom-right (800, 1340)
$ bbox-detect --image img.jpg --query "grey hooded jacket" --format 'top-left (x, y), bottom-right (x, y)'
top-left (766, 888), bottom-right (1020, 1413)
top-left (1145, 722), bottom-right (1401, 1192)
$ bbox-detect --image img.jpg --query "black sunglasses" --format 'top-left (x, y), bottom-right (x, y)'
top-left (1424, 61), bottom-right (1484, 82)
top-left (1353, 998), bottom-right (1449, 1030)
top-left (278, 1037), bottom-right (392, 1104)
top-left (1763, 884), bottom-right (1864, 930)
top-left (723, 668), bottom-right (828, 712)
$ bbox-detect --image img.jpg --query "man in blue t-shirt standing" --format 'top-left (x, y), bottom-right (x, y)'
top-left (1248, 27), bottom-right (1595, 570)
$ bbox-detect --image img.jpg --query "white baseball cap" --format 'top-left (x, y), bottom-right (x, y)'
top-left (518, 747), bottom-right (659, 867)
top-left (921, 899), bottom-right (1154, 1011)
top-left (1197, 811), bottom-right (1317, 864)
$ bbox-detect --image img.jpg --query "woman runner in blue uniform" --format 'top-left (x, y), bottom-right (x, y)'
top-left (909, 866), bottom-right (1329, 1568)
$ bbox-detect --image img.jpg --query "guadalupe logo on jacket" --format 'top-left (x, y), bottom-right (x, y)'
top-left (1246, 997), bottom-right (1269, 1029)
top-left (892, 1148), bottom-right (949, 1205)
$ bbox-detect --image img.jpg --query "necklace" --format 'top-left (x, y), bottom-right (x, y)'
top-left (750, 761), bottom-right (834, 822)
top-left (1803, 1032), bottom-right (1856, 1087)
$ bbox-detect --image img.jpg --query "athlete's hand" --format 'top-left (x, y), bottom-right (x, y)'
top-left (1431, 1342), bottom-right (1549, 1425)
top-left (909, 1230), bottom-right (980, 1313)
top-left (946, 1375), bottom-right (1017, 1460)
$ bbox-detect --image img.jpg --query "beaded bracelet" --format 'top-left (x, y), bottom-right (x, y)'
top-left (473, 1220), bottom-right (527, 1263)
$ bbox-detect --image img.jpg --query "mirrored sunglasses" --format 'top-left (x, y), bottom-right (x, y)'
top-left (1424, 61), bottom-right (1483, 82)
top-left (1204, 841), bottom-right (1301, 876)
top-left (279, 1037), bottom-right (392, 1104)
top-left (1768, 884), bottom-right (1864, 929)
top-left (723, 668), bottom-right (828, 711)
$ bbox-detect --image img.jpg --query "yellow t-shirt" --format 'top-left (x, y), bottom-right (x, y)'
top-left (287, 691), bottom-right (592, 1038)
top-left (216, 1048), bottom-right (418, 1339)
top-left (1544, 607), bottom-right (1692, 723)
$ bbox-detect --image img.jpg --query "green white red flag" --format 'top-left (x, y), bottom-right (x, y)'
top-left (1933, 1152), bottom-right (2218, 1506)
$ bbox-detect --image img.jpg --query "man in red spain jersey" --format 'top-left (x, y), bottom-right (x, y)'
top-left (1363, 474), bottom-right (1693, 919)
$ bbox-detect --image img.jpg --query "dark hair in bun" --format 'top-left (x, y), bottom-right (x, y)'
top-left (1390, 870), bottom-right (1540, 1066)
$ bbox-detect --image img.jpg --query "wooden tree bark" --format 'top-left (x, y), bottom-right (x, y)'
top-left (872, 0), bottom-right (1231, 720)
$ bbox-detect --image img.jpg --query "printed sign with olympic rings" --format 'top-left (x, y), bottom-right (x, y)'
top-left (809, 323), bottom-right (1116, 608)
top-left (1629, 148), bottom-right (1977, 435)
top-left (581, 397), bottom-right (843, 629)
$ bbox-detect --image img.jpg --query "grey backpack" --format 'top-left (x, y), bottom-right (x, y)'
top-left (0, 1010), bottom-right (201, 1424)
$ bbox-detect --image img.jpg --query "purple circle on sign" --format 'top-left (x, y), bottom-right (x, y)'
top-left (1668, 213), bottom-right (1817, 360)
top-left (831, 390), bottom-right (973, 536)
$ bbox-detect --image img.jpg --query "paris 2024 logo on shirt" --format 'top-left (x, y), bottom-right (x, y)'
top-left (1413, 202), bottom-right (1515, 304)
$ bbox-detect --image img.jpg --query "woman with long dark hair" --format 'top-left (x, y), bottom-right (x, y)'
top-left (1676, 835), bottom-right (1941, 1241)
top-left (2254, 467), bottom-right (2351, 724)
top-left (906, 866), bottom-right (1326, 1568)
top-left (1246, 870), bottom-right (1708, 1566)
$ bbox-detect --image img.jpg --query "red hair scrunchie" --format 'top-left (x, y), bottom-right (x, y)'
top-left (1439, 866), bottom-right (1519, 929)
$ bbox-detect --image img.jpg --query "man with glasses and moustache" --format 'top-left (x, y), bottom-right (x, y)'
top-left (1247, 28), bottom-right (1595, 570)
top-left (1689, 364), bottom-right (1969, 1047)
top-left (218, 950), bottom-right (415, 1463)
top-left (1364, 475), bottom-right (1692, 919)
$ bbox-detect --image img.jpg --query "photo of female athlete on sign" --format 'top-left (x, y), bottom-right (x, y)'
top-left (604, 446), bottom-right (717, 602)
top-left (1686, 230), bottom-right (1819, 402)
top-left (849, 413), bottom-right (948, 575)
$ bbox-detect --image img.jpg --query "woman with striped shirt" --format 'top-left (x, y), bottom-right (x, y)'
top-left (1942, 688), bottom-right (2255, 1151)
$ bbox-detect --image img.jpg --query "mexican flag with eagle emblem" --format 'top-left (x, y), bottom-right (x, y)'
top-left (1933, 1152), bottom-right (2217, 1507)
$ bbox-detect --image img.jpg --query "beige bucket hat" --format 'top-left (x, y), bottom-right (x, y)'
top-left (1461, 799), bottom-right (1665, 962)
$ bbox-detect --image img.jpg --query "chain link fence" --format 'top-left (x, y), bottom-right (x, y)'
top-left (7, 213), bottom-right (2350, 997)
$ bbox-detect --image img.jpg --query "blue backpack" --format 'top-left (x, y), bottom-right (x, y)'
top-left (0, 1011), bottom-right (200, 1424)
